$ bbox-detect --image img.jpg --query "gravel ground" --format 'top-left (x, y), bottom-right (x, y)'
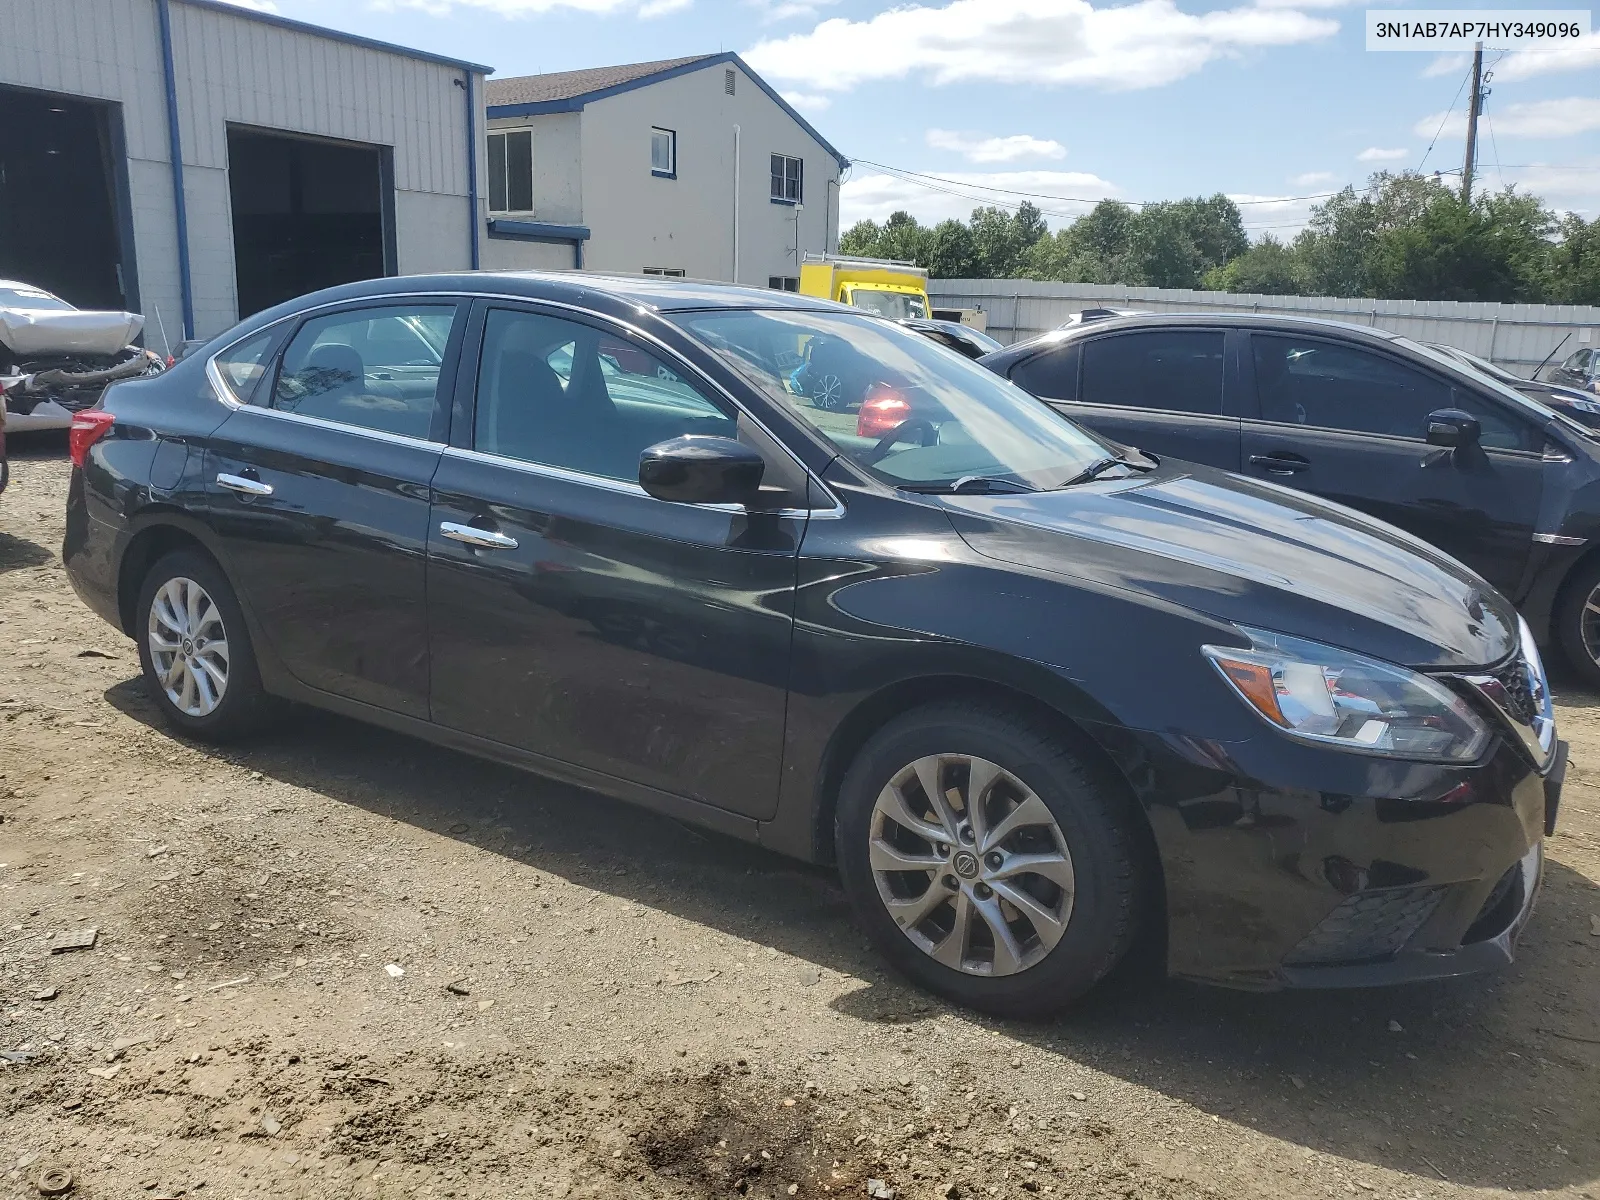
top-left (2, 436), bottom-right (1597, 1200)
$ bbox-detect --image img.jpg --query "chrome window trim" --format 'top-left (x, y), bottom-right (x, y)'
top-left (234, 401), bottom-right (446, 448)
top-left (1533, 532), bottom-right (1585, 546)
top-left (205, 288), bottom-right (846, 516)
top-left (440, 443), bottom-right (840, 520)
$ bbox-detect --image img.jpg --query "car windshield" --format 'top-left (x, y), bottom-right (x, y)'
top-left (848, 289), bottom-right (928, 320)
top-left (0, 286), bottom-right (74, 311)
top-left (671, 308), bottom-right (1112, 490)
top-left (1395, 336), bottom-right (1580, 431)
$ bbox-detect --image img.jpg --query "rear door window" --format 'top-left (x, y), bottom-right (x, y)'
top-left (1079, 331), bottom-right (1225, 415)
top-left (272, 305), bottom-right (459, 440)
top-left (1010, 345), bottom-right (1079, 401)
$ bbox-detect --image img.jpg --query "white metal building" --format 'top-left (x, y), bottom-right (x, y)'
top-left (482, 54), bottom-right (848, 287)
top-left (0, 0), bottom-right (489, 344)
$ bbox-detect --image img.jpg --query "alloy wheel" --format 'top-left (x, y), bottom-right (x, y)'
top-left (811, 373), bottom-right (846, 411)
top-left (868, 754), bottom-right (1075, 977)
top-left (1581, 583), bottom-right (1600, 668)
top-left (147, 577), bottom-right (230, 718)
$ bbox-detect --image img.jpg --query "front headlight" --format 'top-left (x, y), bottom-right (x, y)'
top-left (1202, 628), bottom-right (1491, 762)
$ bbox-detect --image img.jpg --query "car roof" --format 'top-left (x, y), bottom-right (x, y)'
top-left (259, 271), bottom-right (841, 320)
top-left (989, 311), bottom-right (1406, 360)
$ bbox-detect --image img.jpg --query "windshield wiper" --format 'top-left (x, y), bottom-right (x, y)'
top-left (899, 476), bottom-right (1039, 495)
top-left (1057, 454), bottom-right (1153, 488)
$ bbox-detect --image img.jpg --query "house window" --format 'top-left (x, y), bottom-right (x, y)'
top-left (725, 68), bottom-right (736, 96)
top-left (770, 154), bottom-right (803, 204)
top-left (643, 267), bottom-right (686, 277)
top-left (768, 276), bottom-right (799, 292)
top-left (487, 130), bottom-right (533, 213)
top-left (651, 128), bottom-right (676, 178)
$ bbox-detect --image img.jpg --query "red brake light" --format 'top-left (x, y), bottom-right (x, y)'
top-left (69, 410), bottom-right (116, 468)
top-left (857, 387), bottom-right (912, 439)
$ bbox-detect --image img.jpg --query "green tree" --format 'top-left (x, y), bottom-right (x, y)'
top-left (923, 218), bottom-right (980, 279)
top-left (1547, 213), bottom-right (1600, 305)
top-left (967, 202), bottom-right (1048, 278)
top-left (1201, 236), bottom-right (1304, 294)
top-left (1128, 195), bottom-right (1248, 289)
top-left (1368, 187), bottom-right (1554, 302)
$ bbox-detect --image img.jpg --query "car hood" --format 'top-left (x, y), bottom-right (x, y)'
top-left (0, 307), bottom-right (144, 358)
top-left (942, 462), bottom-right (1518, 671)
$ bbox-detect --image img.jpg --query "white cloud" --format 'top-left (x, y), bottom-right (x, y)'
top-left (782, 90), bottom-right (833, 112)
top-left (1415, 97), bottom-right (1600, 141)
top-left (638, 0), bottom-right (690, 14)
top-left (747, 0), bottom-right (840, 21)
top-left (842, 169), bottom-right (1117, 227)
top-left (1288, 170), bottom-right (1336, 187)
top-left (926, 129), bottom-right (1068, 163)
top-left (1356, 146), bottom-right (1408, 162)
top-left (1231, 192), bottom-right (1325, 238)
top-left (381, 0), bottom-right (656, 14)
top-left (1494, 35), bottom-right (1600, 82)
top-left (744, 0), bottom-right (1338, 93)
top-left (1420, 51), bottom-right (1470, 78)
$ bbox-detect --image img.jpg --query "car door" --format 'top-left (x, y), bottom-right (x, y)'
top-left (425, 301), bottom-right (814, 820)
top-left (1238, 330), bottom-right (1545, 596)
top-left (1007, 328), bottom-right (1241, 470)
top-left (200, 298), bottom-right (467, 718)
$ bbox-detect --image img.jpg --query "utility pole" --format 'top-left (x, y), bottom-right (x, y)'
top-left (1461, 42), bottom-right (1484, 203)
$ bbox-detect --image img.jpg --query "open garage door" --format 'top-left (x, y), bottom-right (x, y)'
top-left (0, 85), bottom-right (135, 313)
top-left (228, 127), bottom-right (394, 318)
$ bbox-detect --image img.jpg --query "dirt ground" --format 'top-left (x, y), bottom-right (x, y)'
top-left (1, 435), bottom-right (1597, 1200)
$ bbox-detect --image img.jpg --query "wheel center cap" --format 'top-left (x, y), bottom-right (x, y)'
top-left (952, 850), bottom-right (980, 879)
top-left (181, 638), bottom-right (195, 656)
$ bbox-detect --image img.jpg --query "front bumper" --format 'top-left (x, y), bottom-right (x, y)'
top-left (1089, 718), bottom-right (1565, 990)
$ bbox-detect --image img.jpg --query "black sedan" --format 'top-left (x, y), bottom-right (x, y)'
top-left (983, 313), bottom-right (1600, 690)
top-left (64, 274), bottom-right (1561, 1015)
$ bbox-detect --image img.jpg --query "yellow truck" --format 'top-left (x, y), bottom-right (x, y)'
top-left (797, 253), bottom-right (930, 320)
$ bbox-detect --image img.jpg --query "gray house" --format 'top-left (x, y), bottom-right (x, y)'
top-left (0, 0), bottom-right (489, 341)
top-left (482, 54), bottom-right (848, 288)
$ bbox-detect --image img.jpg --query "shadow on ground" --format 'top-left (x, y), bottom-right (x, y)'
top-left (103, 675), bottom-right (1599, 1193)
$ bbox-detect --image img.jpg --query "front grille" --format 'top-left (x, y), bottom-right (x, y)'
top-left (1284, 885), bottom-right (1445, 966)
top-left (1455, 642), bottom-right (1555, 768)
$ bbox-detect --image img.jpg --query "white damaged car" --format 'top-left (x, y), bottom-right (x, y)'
top-left (0, 281), bottom-right (165, 433)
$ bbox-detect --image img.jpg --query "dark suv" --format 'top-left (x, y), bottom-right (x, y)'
top-left (982, 313), bottom-right (1600, 686)
top-left (1547, 346), bottom-right (1600, 395)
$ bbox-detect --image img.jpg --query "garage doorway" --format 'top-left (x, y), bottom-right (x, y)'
top-left (227, 127), bottom-right (395, 318)
top-left (0, 85), bottom-right (137, 313)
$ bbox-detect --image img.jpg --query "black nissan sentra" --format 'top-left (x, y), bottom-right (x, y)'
top-left (63, 273), bottom-right (1564, 1016)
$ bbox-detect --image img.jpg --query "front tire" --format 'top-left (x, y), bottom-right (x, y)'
top-left (135, 550), bottom-right (277, 740)
top-left (1555, 556), bottom-right (1600, 691)
top-left (835, 701), bottom-right (1148, 1018)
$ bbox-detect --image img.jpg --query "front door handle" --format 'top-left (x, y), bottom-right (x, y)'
top-left (216, 472), bottom-right (274, 496)
top-left (440, 521), bottom-right (518, 550)
top-left (1248, 453), bottom-right (1310, 476)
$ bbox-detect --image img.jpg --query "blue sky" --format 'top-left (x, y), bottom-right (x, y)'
top-left (230, 0), bottom-right (1599, 236)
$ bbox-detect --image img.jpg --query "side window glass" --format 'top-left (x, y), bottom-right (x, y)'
top-left (212, 328), bottom-right (279, 405)
top-left (273, 305), bottom-right (456, 439)
top-left (1010, 346), bottom-right (1078, 401)
top-left (1080, 331), bottom-right (1224, 415)
top-left (1254, 335), bottom-right (1451, 439)
top-left (474, 308), bottom-right (811, 505)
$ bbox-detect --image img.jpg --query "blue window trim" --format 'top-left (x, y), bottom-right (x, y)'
top-left (653, 170), bottom-right (678, 180)
top-left (770, 197), bottom-right (798, 207)
top-left (485, 52), bottom-right (849, 171)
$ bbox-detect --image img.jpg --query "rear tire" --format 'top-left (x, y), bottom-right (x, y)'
top-left (135, 550), bottom-right (278, 740)
top-left (835, 701), bottom-right (1148, 1018)
top-left (1555, 556), bottom-right (1600, 691)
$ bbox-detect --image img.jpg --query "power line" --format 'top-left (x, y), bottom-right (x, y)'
top-left (1419, 55), bottom-right (1473, 171)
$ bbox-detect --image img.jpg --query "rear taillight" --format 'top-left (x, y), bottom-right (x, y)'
top-left (857, 387), bottom-right (911, 439)
top-left (69, 410), bottom-right (116, 468)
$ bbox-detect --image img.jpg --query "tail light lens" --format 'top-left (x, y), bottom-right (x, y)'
top-left (69, 410), bottom-right (116, 468)
top-left (857, 387), bottom-right (912, 439)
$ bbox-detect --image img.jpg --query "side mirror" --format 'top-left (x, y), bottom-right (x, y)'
top-left (1425, 409), bottom-right (1481, 448)
top-left (639, 435), bottom-right (765, 506)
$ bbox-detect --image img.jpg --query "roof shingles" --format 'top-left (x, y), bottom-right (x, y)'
top-left (485, 55), bottom-right (715, 108)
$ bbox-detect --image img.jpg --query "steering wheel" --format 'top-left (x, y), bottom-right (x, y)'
top-left (865, 418), bottom-right (939, 465)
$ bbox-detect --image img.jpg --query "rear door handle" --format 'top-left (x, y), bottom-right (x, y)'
top-left (440, 521), bottom-right (518, 550)
top-left (216, 472), bottom-right (273, 496)
top-left (1248, 453), bottom-right (1310, 476)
